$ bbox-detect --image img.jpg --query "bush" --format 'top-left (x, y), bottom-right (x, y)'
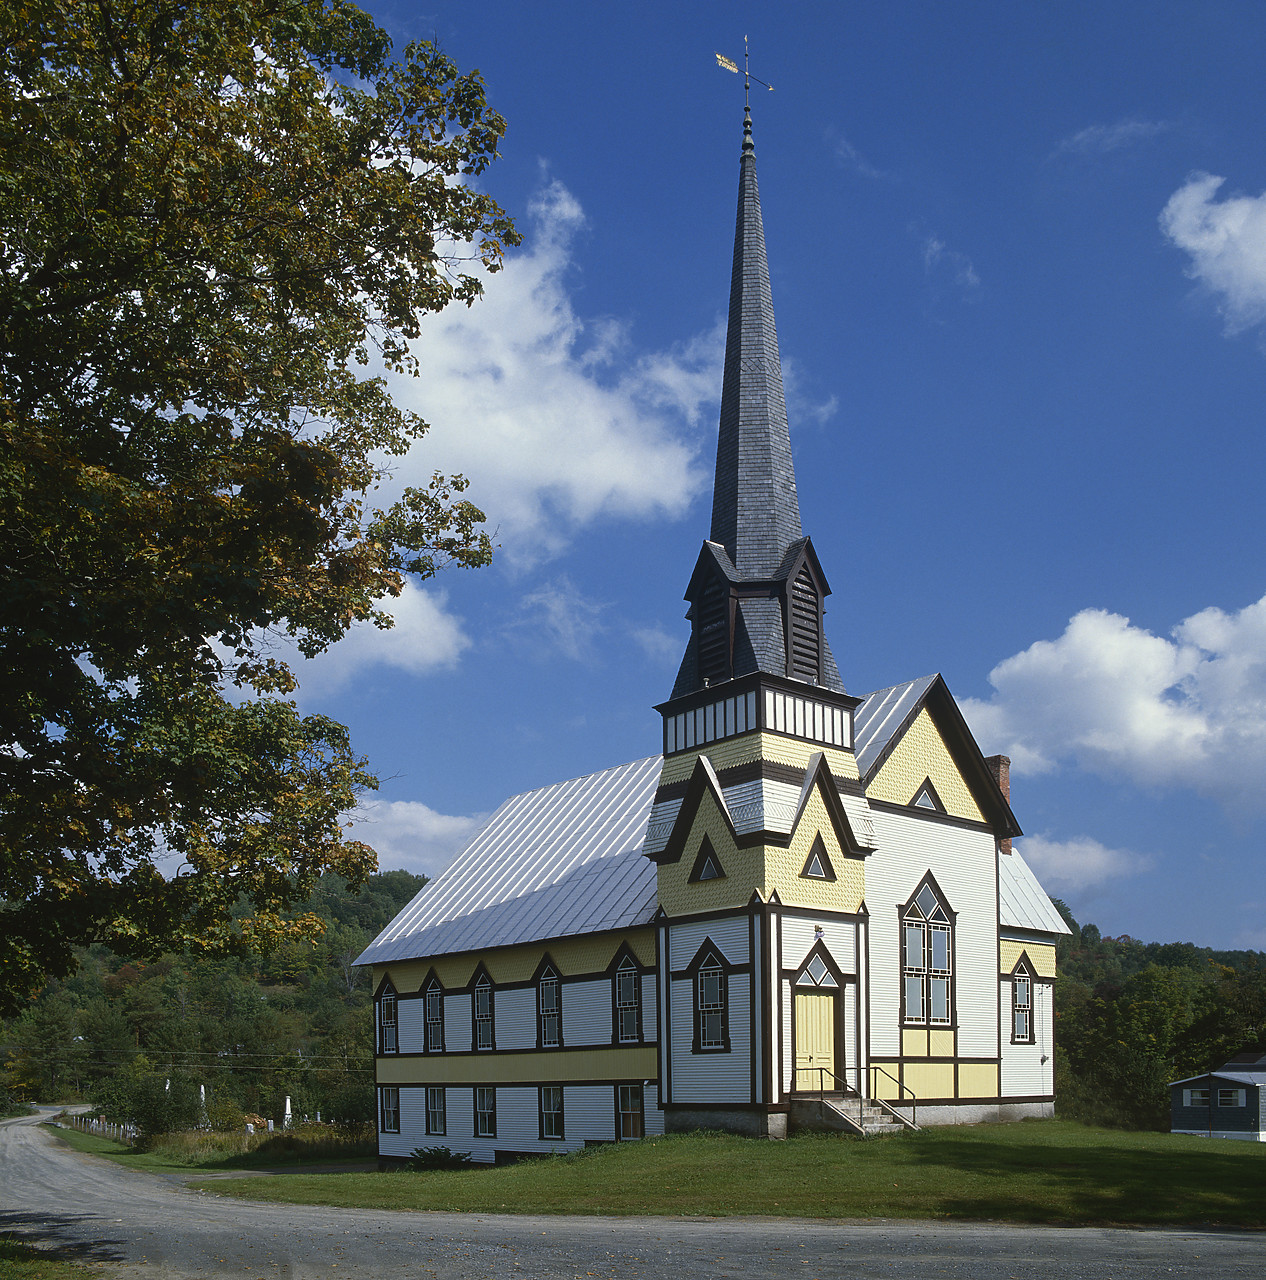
top-left (204, 1096), bottom-right (246, 1133)
top-left (410, 1145), bottom-right (474, 1170)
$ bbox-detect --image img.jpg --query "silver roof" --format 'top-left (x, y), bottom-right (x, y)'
top-left (356, 756), bottom-right (663, 967)
top-left (998, 847), bottom-right (1072, 936)
top-left (1170, 1070), bottom-right (1266, 1088)
top-left (853, 674), bottom-right (939, 778)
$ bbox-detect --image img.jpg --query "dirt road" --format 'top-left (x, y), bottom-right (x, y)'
top-left (2, 1110), bottom-right (1262, 1278)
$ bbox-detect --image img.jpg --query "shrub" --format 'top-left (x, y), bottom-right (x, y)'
top-left (410, 1145), bottom-right (474, 1170)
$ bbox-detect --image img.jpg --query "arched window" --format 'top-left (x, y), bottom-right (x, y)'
top-left (538, 965), bottom-right (562, 1047)
top-left (696, 953), bottom-right (727, 1051)
top-left (424, 977), bottom-right (444, 1053)
top-left (473, 973), bottom-right (495, 1050)
top-left (1011, 962), bottom-right (1034, 1044)
top-left (901, 879), bottom-right (953, 1026)
top-left (614, 956), bottom-right (641, 1043)
top-left (378, 984), bottom-right (398, 1054)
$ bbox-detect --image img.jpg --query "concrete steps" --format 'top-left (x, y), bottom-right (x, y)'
top-left (789, 1093), bottom-right (917, 1137)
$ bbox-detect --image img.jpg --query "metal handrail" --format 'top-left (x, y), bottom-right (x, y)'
top-left (868, 1064), bottom-right (919, 1129)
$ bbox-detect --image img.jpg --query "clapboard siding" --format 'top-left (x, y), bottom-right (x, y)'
top-left (494, 986), bottom-right (536, 1050)
top-left (562, 977), bottom-right (610, 1045)
top-left (781, 916), bottom-right (856, 974)
top-left (641, 972), bottom-right (657, 1041)
top-left (1000, 981), bottom-right (1054, 1097)
top-left (444, 993), bottom-right (471, 1053)
top-left (669, 914), bottom-right (749, 970)
top-left (668, 973), bottom-right (751, 1102)
top-left (396, 998), bottom-right (425, 1055)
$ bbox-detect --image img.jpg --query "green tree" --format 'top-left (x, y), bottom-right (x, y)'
top-left (0, 1), bottom-right (518, 1014)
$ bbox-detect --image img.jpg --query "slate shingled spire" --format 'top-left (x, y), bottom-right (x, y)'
top-left (710, 105), bottom-right (803, 575)
top-left (666, 106), bottom-right (845, 700)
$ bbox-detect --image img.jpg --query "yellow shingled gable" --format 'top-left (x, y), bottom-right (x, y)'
top-left (657, 785), bottom-right (758, 915)
top-left (866, 707), bottom-right (984, 822)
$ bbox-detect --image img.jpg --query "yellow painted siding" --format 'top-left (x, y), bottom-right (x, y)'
top-left (376, 1045), bottom-right (657, 1086)
top-left (767, 785), bottom-right (865, 913)
top-left (866, 708), bottom-right (984, 822)
top-left (374, 928), bottom-right (655, 993)
top-left (658, 733), bottom-right (861, 786)
top-left (902, 1029), bottom-right (929, 1058)
top-left (1000, 939), bottom-right (1056, 979)
top-left (903, 1061), bottom-right (955, 1098)
top-left (929, 1030), bottom-right (955, 1057)
top-left (657, 789), bottom-right (761, 916)
top-left (958, 1062), bottom-right (999, 1098)
top-left (869, 1062), bottom-right (902, 1100)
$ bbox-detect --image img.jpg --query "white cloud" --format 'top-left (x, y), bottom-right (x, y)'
top-left (1056, 118), bottom-right (1168, 156)
top-left (962, 596), bottom-right (1266, 813)
top-left (830, 130), bottom-right (885, 179)
top-left (1015, 834), bottom-right (1151, 895)
top-left (510, 575), bottom-right (606, 662)
top-left (280, 582), bottom-right (469, 699)
top-left (922, 234), bottom-right (980, 293)
top-left (633, 624), bottom-right (682, 666)
top-left (375, 178), bottom-right (719, 565)
top-left (1161, 172), bottom-right (1266, 333)
top-left (349, 799), bottom-right (487, 879)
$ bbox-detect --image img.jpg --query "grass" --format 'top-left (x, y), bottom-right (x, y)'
top-left (0, 1236), bottom-right (95, 1280)
top-left (190, 1120), bottom-right (1266, 1228)
top-left (46, 1121), bottom-right (375, 1174)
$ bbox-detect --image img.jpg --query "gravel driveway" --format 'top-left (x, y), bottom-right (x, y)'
top-left (2, 1109), bottom-right (1263, 1279)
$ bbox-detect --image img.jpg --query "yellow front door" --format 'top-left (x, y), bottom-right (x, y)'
top-left (794, 990), bottom-right (836, 1091)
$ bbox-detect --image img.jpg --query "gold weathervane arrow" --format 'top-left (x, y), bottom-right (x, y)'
top-left (715, 35), bottom-right (773, 109)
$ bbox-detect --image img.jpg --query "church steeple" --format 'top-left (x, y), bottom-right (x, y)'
top-left (710, 104), bottom-right (802, 576)
top-left (667, 109), bottom-right (846, 704)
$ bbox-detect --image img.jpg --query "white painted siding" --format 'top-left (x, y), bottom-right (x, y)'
top-left (999, 979), bottom-right (1054, 1097)
top-left (495, 986), bottom-right (536, 1050)
top-left (563, 977), bottom-right (611, 1046)
top-left (781, 916), bottom-right (856, 974)
top-left (567, 1084), bottom-right (616, 1143)
top-left (668, 915), bottom-right (749, 970)
top-left (444, 993), bottom-right (471, 1053)
top-left (378, 1085), bottom-right (424, 1160)
top-left (668, 973), bottom-right (751, 1103)
top-left (641, 972), bottom-right (657, 1041)
top-left (864, 809), bottom-right (999, 1061)
top-left (645, 1084), bottom-right (666, 1135)
top-left (397, 998), bottom-right (425, 1054)
top-left (780, 977), bottom-right (794, 1097)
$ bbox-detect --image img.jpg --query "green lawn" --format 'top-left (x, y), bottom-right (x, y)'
top-left (189, 1121), bottom-right (1266, 1227)
top-left (0, 1236), bottom-right (93, 1280)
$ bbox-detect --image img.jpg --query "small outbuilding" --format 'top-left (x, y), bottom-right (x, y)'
top-left (1170, 1052), bottom-right (1266, 1141)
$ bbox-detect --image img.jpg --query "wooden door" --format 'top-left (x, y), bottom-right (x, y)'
top-left (794, 990), bottom-right (836, 1091)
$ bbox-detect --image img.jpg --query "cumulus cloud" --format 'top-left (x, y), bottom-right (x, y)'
top-left (350, 798), bottom-right (488, 879)
top-left (375, 178), bottom-right (719, 565)
top-left (1015, 834), bottom-right (1151, 895)
top-left (278, 582), bottom-right (469, 700)
top-left (922, 234), bottom-right (980, 293)
top-left (1161, 172), bottom-right (1266, 333)
top-left (962, 596), bottom-right (1266, 813)
top-left (1056, 118), bottom-right (1169, 156)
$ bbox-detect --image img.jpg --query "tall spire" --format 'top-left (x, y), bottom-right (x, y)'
top-left (709, 105), bottom-right (802, 577)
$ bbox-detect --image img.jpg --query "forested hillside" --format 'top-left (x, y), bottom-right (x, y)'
top-left (1052, 900), bottom-right (1266, 1128)
top-left (0, 871), bottom-right (425, 1126)
top-left (4, 877), bottom-right (1264, 1133)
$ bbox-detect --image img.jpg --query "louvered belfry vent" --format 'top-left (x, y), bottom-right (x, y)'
top-left (696, 576), bottom-right (730, 686)
top-left (788, 564), bottom-right (821, 683)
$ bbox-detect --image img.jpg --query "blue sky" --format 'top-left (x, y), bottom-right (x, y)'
top-left (292, 1), bottom-right (1266, 950)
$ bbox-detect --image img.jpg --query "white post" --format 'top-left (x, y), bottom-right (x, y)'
top-left (267, 1118), bottom-right (274, 1133)
top-left (245, 1123), bottom-right (254, 1135)
top-left (283, 1096), bottom-right (292, 1129)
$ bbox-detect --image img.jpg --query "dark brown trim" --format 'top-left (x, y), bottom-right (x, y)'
top-left (748, 907), bottom-right (760, 1104)
top-left (608, 942), bottom-right (646, 1048)
top-left (375, 1040), bottom-right (659, 1061)
top-left (867, 797), bottom-right (994, 833)
top-left (683, 937), bottom-right (735, 1054)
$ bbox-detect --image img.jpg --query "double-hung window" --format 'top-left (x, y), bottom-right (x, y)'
top-left (902, 880), bottom-right (953, 1026)
top-left (474, 974), bottom-right (494, 1050)
top-left (425, 979), bottom-right (444, 1052)
top-left (475, 1086), bottom-right (496, 1137)
top-left (1012, 965), bottom-right (1033, 1043)
top-left (539, 1086), bottom-right (564, 1140)
top-left (538, 967), bottom-right (561, 1047)
top-left (615, 958), bottom-right (641, 1043)
top-left (617, 1084), bottom-right (644, 1139)
top-left (379, 1086), bottom-right (400, 1133)
top-left (697, 956), bottom-right (726, 1050)
top-left (378, 986), bottom-right (398, 1054)
top-left (426, 1086), bottom-right (446, 1135)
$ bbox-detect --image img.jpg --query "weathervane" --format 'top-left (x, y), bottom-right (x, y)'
top-left (715, 35), bottom-right (773, 110)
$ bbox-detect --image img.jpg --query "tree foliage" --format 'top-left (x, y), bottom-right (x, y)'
top-left (0, 1), bottom-right (518, 1012)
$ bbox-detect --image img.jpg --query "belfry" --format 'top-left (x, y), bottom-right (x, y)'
top-left (357, 105), bottom-right (1069, 1158)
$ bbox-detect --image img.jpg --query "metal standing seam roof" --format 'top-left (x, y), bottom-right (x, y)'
top-left (355, 756), bottom-right (663, 967)
top-left (1169, 1070), bottom-right (1266, 1088)
top-left (852, 674), bottom-right (939, 778)
top-left (998, 847), bottom-right (1072, 936)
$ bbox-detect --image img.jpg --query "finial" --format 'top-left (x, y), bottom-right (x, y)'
top-left (715, 38), bottom-right (773, 153)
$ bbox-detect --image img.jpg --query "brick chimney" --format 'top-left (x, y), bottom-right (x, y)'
top-left (985, 754), bottom-right (1011, 855)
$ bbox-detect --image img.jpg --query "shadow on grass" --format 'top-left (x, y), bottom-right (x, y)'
top-left (901, 1130), bottom-right (1266, 1227)
top-left (0, 1213), bottom-right (128, 1266)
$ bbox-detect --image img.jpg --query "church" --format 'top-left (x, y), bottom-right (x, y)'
top-left (357, 105), bottom-right (1069, 1161)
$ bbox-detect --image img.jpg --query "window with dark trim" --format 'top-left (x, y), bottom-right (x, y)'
top-left (424, 978), bottom-right (445, 1053)
top-left (538, 966), bottom-right (562, 1048)
top-left (426, 1086), bottom-right (446, 1135)
top-left (539, 1086), bottom-right (564, 1140)
top-left (1011, 964), bottom-right (1033, 1044)
top-left (695, 953), bottom-right (727, 1052)
top-left (473, 973), bottom-right (494, 1050)
top-left (475, 1085), bottom-right (496, 1137)
top-left (614, 957), bottom-right (641, 1043)
top-left (617, 1084), bottom-right (645, 1139)
top-left (378, 985), bottom-right (398, 1054)
top-left (901, 878), bottom-right (953, 1026)
top-left (1187, 1087), bottom-right (1210, 1107)
top-left (379, 1086), bottom-right (399, 1133)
